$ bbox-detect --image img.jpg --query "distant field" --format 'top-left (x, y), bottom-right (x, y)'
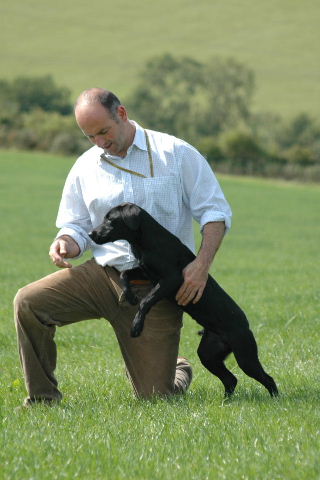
top-left (0, 149), bottom-right (319, 479)
top-left (1, 0), bottom-right (320, 118)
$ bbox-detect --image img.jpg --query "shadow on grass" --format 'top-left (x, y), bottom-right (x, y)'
top-left (272, 384), bottom-right (320, 403)
top-left (122, 385), bottom-right (279, 413)
top-left (11, 380), bottom-right (320, 419)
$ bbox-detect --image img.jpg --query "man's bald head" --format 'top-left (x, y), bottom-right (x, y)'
top-left (75, 88), bottom-right (121, 120)
top-left (74, 88), bottom-right (134, 157)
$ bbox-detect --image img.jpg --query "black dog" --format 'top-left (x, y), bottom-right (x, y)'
top-left (89, 203), bottom-right (278, 398)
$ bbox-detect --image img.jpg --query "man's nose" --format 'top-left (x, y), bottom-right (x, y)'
top-left (94, 135), bottom-right (105, 148)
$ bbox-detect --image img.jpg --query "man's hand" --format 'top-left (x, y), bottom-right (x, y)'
top-left (49, 235), bottom-right (80, 268)
top-left (175, 259), bottom-right (208, 306)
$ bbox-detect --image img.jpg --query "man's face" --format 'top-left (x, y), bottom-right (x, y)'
top-left (75, 103), bottom-right (129, 157)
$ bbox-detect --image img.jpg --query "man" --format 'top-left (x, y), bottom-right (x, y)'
top-left (14, 88), bottom-right (232, 406)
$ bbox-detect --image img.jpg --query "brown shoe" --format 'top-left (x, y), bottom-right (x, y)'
top-left (23, 396), bottom-right (60, 407)
top-left (175, 356), bottom-right (193, 394)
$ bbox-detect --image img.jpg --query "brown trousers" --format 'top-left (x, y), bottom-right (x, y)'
top-left (14, 258), bottom-right (191, 402)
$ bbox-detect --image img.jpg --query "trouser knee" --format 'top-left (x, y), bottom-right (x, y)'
top-left (14, 285), bottom-right (33, 312)
top-left (14, 286), bottom-right (27, 314)
top-left (13, 284), bottom-right (43, 329)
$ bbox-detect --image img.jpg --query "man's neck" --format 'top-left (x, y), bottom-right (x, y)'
top-left (119, 120), bottom-right (136, 158)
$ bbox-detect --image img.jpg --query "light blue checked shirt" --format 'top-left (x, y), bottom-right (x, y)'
top-left (56, 122), bottom-right (232, 271)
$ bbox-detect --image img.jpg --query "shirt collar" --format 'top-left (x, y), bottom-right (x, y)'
top-left (128, 121), bottom-right (147, 153)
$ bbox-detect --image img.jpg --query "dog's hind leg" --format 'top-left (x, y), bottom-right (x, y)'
top-left (197, 330), bottom-right (238, 397)
top-left (231, 328), bottom-right (278, 397)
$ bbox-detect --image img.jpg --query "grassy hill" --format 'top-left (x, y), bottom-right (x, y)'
top-left (1, 0), bottom-right (320, 118)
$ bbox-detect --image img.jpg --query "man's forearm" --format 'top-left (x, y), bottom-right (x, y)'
top-left (197, 221), bottom-right (226, 273)
top-left (176, 221), bottom-right (226, 305)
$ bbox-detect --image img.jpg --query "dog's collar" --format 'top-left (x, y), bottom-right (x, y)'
top-left (100, 130), bottom-right (154, 178)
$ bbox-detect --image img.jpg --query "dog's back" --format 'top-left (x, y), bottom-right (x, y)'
top-left (136, 208), bottom-right (196, 282)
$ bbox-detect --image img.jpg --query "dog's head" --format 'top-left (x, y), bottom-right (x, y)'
top-left (89, 203), bottom-right (142, 245)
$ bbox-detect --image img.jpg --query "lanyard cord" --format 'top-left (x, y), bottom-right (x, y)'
top-left (100, 130), bottom-right (154, 178)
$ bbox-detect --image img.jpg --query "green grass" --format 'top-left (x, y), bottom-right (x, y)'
top-left (1, 0), bottom-right (320, 118)
top-left (0, 150), bottom-right (319, 479)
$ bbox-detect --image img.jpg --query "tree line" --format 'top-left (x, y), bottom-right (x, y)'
top-left (1, 55), bottom-right (319, 182)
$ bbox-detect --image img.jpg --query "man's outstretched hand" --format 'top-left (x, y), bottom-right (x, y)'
top-left (49, 235), bottom-right (80, 268)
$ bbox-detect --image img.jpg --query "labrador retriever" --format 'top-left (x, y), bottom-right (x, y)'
top-left (89, 203), bottom-right (278, 398)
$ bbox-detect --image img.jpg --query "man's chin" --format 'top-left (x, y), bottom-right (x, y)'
top-left (104, 146), bottom-right (118, 156)
top-left (104, 147), bottom-right (126, 158)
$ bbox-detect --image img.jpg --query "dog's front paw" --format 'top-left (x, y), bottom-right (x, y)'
top-left (130, 315), bottom-right (144, 337)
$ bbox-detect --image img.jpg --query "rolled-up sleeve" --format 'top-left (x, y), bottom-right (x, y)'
top-left (179, 143), bottom-right (232, 232)
top-left (55, 169), bottom-right (93, 256)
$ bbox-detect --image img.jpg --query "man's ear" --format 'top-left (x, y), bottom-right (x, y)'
top-left (122, 203), bottom-right (141, 230)
top-left (117, 105), bottom-right (128, 121)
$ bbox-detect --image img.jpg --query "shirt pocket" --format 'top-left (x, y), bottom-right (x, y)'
top-left (141, 176), bottom-right (182, 234)
top-left (87, 172), bottom-right (125, 226)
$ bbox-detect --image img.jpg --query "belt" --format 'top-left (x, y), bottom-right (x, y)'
top-left (129, 279), bottom-right (152, 286)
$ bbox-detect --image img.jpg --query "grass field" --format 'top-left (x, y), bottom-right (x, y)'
top-left (0, 150), bottom-right (319, 479)
top-left (1, 0), bottom-right (320, 118)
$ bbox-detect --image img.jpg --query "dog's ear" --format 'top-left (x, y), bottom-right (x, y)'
top-left (122, 203), bottom-right (141, 231)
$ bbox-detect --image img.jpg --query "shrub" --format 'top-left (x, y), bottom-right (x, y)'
top-left (50, 132), bottom-right (89, 155)
top-left (220, 130), bottom-right (267, 174)
top-left (283, 145), bottom-right (318, 166)
top-left (127, 53), bottom-right (254, 142)
top-left (197, 137), bottom-right (226, 166)
top-left (6, 75), bottom-right (72, 115)
top-left (276, 113), bottom-right (320, 149)
top-left (2, 109), bottom-right (87, 154)
top-left (11, 129), bottom-right (39, 150)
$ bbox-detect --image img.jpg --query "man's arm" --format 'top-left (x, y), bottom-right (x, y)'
top-left (49, 235), bottom-right (81, 268)
top-left (175, 221), bottom-right (225, 306)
